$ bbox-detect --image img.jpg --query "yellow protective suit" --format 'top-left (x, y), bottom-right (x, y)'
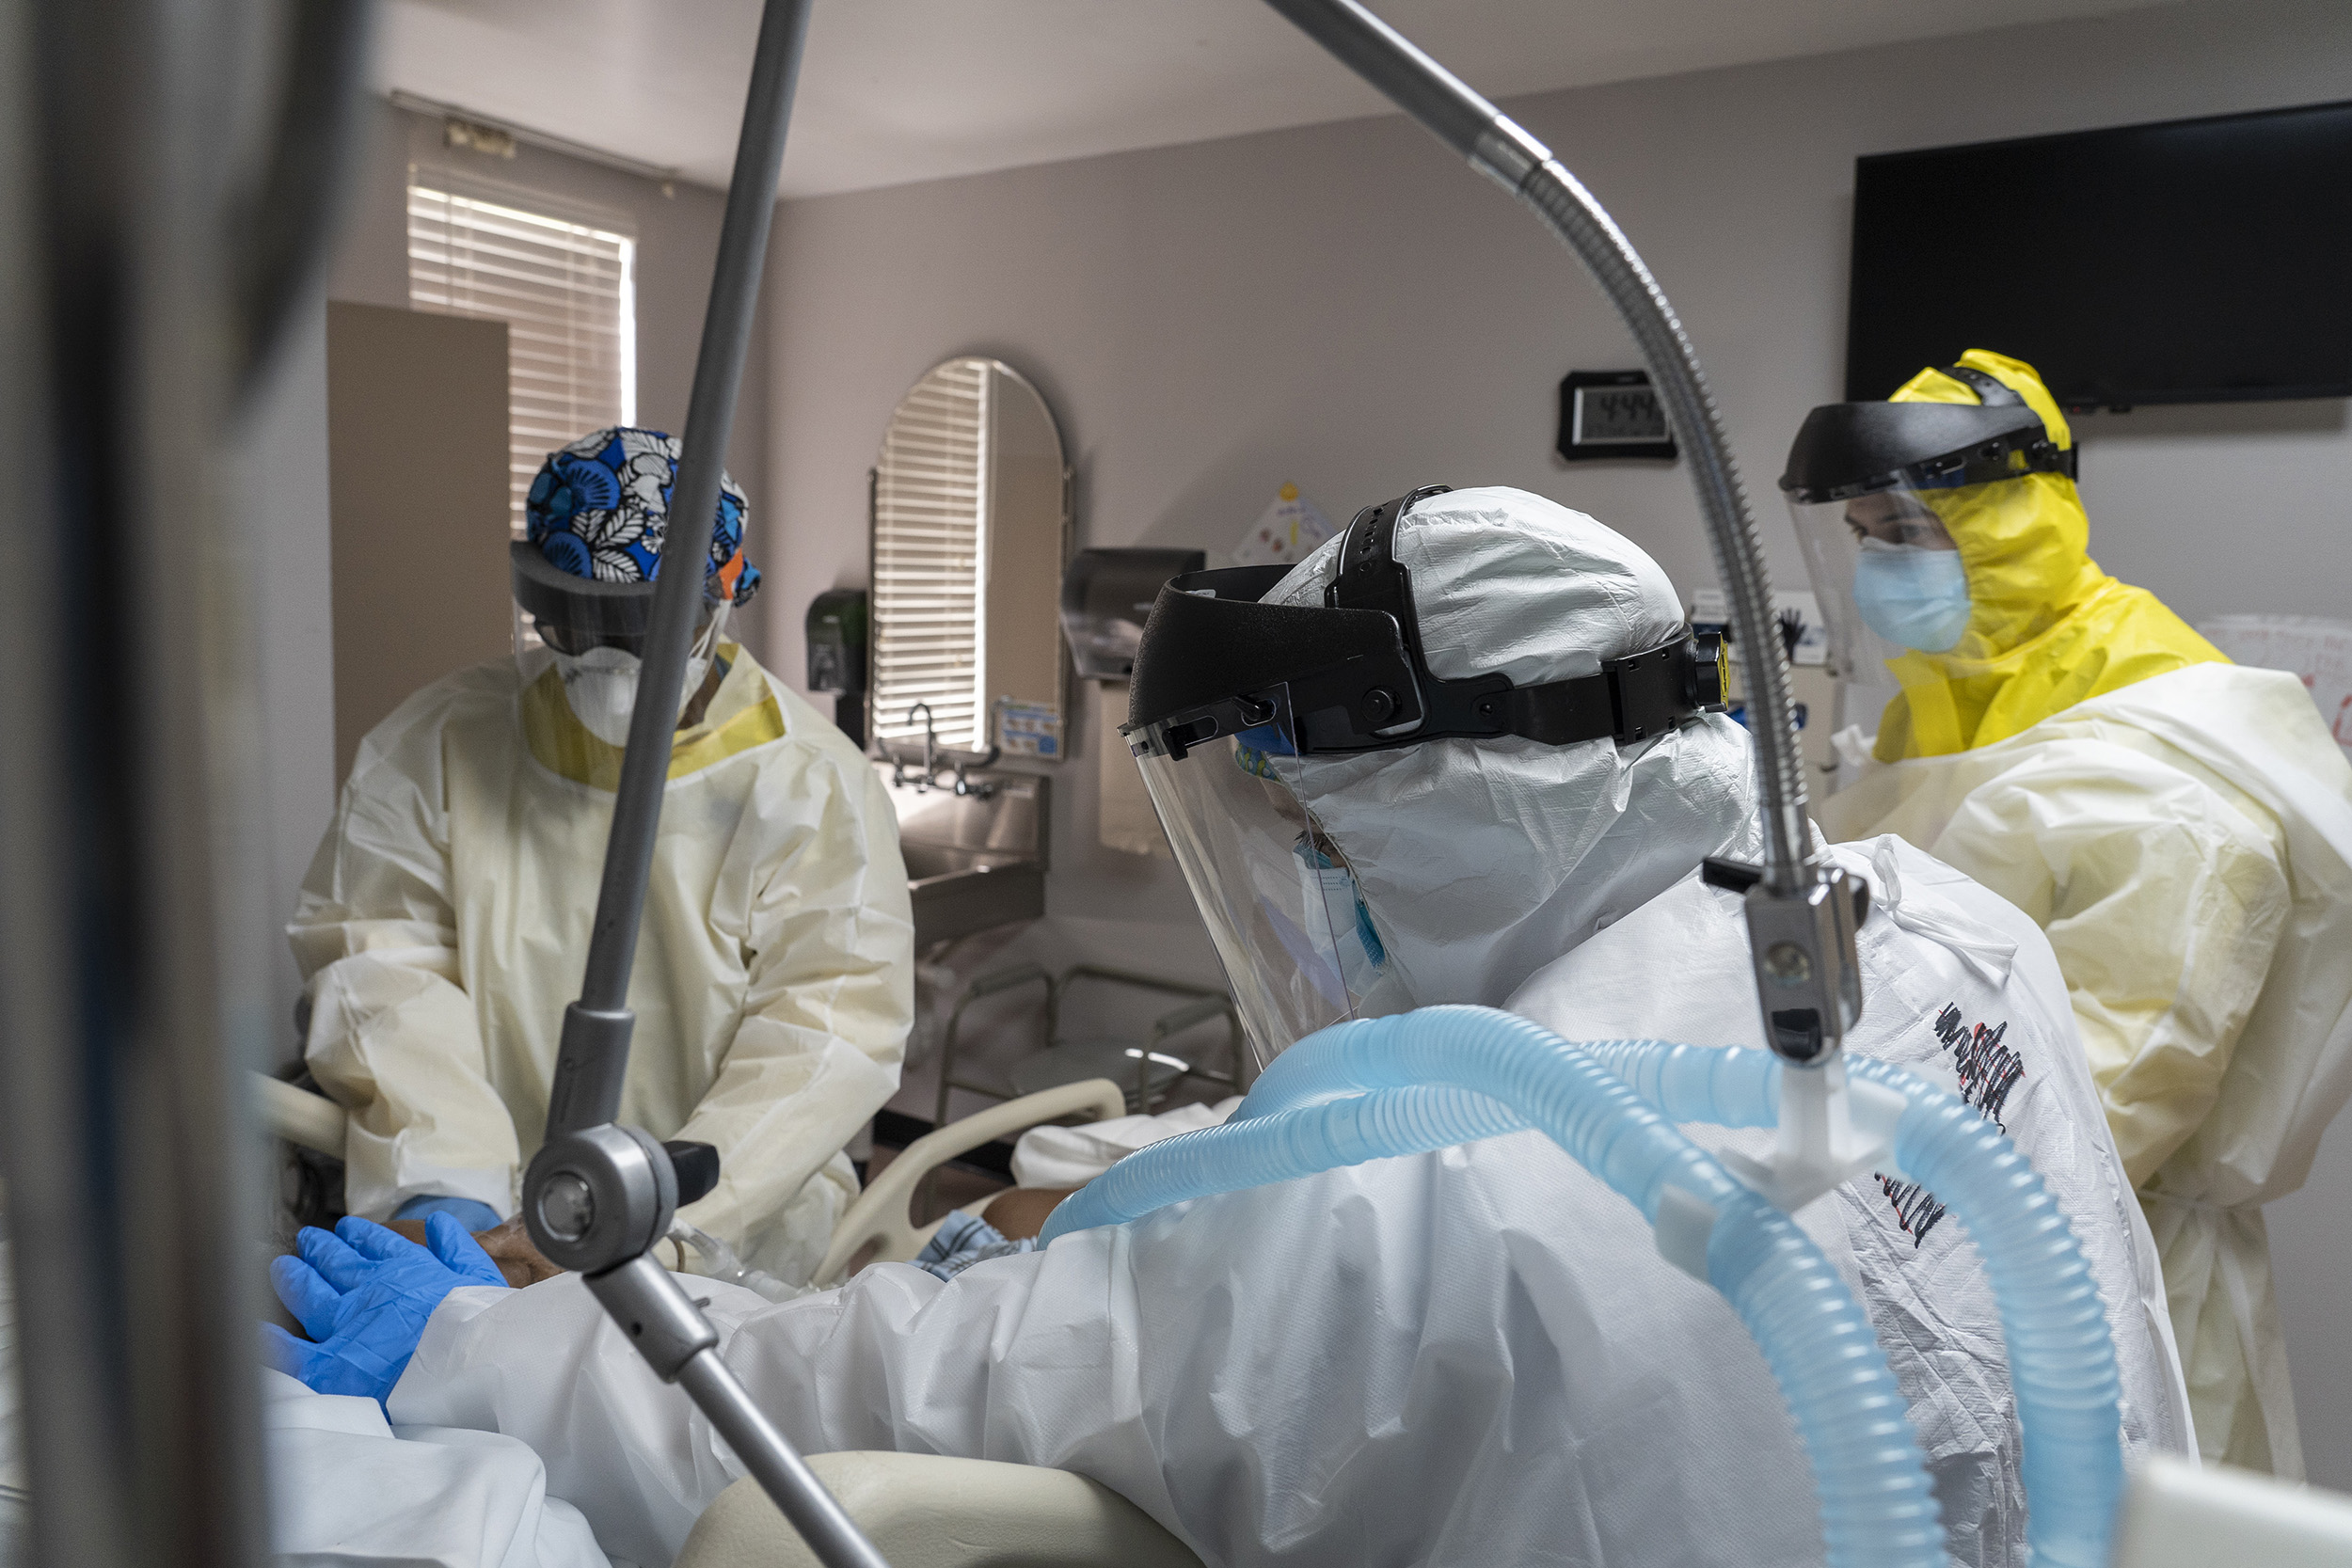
top-left (292, 647), bottom-right (914, 1285)
top-left (1869, 350), bottom-right (2228, 762)
top-left (1821, 355), bottom-right (2352, 1474)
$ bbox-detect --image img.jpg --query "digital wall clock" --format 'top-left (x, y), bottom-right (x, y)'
top-left (1557, 370), bottom-right (1677, 462)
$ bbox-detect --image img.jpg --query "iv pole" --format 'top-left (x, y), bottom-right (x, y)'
top-left (514, 2), bottom-right (888, 1564)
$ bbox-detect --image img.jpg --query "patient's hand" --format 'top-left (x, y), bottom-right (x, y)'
top-left (980, 1186), bottom-right (1080, 1241)
top-left (474, 1217), bottom-right (564, 1286)
top-left (386, 1215), bottom-right (561, 1288)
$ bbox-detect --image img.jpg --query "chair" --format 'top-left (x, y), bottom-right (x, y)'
top-left (675, 1453), bottom-right (1204, 1568)
top-left (933, 963), bottom-right (1247, 1127)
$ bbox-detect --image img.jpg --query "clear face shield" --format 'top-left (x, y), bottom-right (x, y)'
top-left (511, 541), bottom-right (732, 747)
top-left (1782, 393), bottom-right (2077, 679)
top-left (1128, 692), bottom-right (1392, 1071)
top-left (1788, 483), bottom-right (1968, 675)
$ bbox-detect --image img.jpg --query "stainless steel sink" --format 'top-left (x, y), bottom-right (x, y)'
top-left (881, 767), bottom-right (1049, 948)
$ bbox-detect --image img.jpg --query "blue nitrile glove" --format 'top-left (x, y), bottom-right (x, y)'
top-left (392, 1194), bottom-right (503, 1232)
top-left (262, 1213), bottom-right (507, 1406)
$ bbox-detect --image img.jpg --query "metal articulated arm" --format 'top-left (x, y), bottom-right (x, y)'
top-left (516, 3), bottom-right (890, 1564)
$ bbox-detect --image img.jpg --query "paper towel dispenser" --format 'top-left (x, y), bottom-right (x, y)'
top-left (1059, 547), bottom-right (1204, 681)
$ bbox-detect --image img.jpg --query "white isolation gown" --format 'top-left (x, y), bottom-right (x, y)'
top-left (387, 837), bottom-right (2184, 1568)
top-left (291, 647), bottom-right (914, 1284)
top-left (263, 1370), bottom-right (610, 1568)
top-left (1820, 662), bottom-right (2352, 1474)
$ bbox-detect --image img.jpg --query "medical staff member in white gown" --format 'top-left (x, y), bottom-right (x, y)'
top-left (292, 427), bottom-right (913, 1285)
top-left (272, 488), bottom-right (2186, 1568)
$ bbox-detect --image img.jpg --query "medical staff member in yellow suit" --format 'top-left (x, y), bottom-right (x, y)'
top-left (292, 427), bottom-right (914, 1286)
top-left (1784, 350), bottom-right (2352, 1475)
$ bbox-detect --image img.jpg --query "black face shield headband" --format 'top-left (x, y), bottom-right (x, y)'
top-left (1779, 366), bottom-right (2078, 507)
top-left (1126, 484), bottom-right (1729, 763)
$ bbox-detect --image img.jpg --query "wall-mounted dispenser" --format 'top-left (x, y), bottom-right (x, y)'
top-left (805, 587), bottom-right (868, 747)
top-left (1059, 547), bottom-right (1205, 682)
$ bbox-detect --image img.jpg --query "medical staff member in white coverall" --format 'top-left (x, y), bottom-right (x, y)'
top-left (268, 488), bottom-right (2185, 1568)
top-left (1785, 351), bottom-right (2352, 1475)
top-left (292, 426), bottom-right (913, 1287)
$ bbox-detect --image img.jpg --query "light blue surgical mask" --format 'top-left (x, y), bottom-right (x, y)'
top-left (1852, 540), bottom-right (1972, 653)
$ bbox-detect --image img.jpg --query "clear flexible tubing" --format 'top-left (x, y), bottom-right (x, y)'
top-left (1573, 1039), bottom-right (2125, 1568)
top-left (1039, 1007), bottom-right (1944, 1568)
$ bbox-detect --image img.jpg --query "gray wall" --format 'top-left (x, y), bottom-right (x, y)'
top-left (230, 305), bottom-right (336, 1067)
top-left (757, 0), bottom-right (2352, 1476)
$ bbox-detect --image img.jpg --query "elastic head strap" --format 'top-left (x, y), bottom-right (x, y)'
top-left (1327, 483), bottom-right (1452, 637)
top-left (1937, 363), bottom-right (2078, 484)
top-left (1316, 483), bottom-right (1724, 751)
top-left (1943, 363), bottom-right (2025, 407)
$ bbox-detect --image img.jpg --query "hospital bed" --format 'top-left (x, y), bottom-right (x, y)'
top-left (677, 1455), bottom-right (1202, 1568)
top-left (258, 1069), bottom-right (1210, 1566)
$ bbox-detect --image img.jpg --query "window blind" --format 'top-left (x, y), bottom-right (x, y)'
top-left (872, 360), bottom-right (990, 752)
top-left (406, 182), bottom-right (637, 534)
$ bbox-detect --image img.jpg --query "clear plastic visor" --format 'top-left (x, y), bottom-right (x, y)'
top-left (1130, 705), bottom-right (1387, 1070)
top-left (1787, 485), bottom-right (1963, 682)
top-left (510, 540), bottom-right (727, 658)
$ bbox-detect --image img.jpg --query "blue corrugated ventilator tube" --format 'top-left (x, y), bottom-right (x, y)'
top-left (1579, 1037), bottom-right (2125, 1568)
top-left (1038, 1006), bottom-right (2126, 1568)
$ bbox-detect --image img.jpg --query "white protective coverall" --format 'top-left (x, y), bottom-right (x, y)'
top-left (8, 1241), bottom-right (610, 1568)
top-left (263, 1370), bottom-right (610, 1568)
top-left (1259, 486), bottom-right (1762, 1009)
top-left (386, 494), bottom-right (2184, 1567)
top-left (389, 837), bottom-right (2185, 1568)
top-left (1820, 662), bottom-right (2352, 1475)
top-left (292, 647), bottom-right (914, 1283)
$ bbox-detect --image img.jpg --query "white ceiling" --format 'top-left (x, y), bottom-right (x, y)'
top-left (378, 0), bottom-right (2159, 198)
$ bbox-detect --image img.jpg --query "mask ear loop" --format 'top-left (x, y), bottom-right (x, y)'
top-left (675, 595), bottom-right (736, 725)
top-left (693, 594), bottom-right (734, 663)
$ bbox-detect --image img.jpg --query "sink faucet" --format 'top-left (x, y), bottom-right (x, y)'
top-left (889, 701), bottom-right (997, 797)
top-left (909, 702), bottom-right (938, 792)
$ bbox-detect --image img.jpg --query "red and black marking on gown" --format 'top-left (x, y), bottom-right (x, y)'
top-left (1871, 1003), bottom-right (2026, 1247)
top-left (1931, 1003), bottom-right (2025, 1132)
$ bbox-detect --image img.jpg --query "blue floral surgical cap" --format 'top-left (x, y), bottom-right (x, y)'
top-left (525, 427), bottom-right (761, 605)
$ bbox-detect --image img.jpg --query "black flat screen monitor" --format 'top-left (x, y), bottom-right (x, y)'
top-left (1845, 101), bottom-right (2352, 408)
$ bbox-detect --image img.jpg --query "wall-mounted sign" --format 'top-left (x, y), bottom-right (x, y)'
top-left (1557, 370), bottom-right (1677, 463)
top-left (995, 696), bottom-right (1063, 759)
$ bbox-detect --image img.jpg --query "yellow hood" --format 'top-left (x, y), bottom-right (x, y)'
top-left (1873, 349), bottom-right (2226, 761)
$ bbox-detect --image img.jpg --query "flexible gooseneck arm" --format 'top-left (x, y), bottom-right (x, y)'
top-left (1259, 0), bottom-right (1862, 1063)
top-left (516, 3), bottom-right (891, 1565)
